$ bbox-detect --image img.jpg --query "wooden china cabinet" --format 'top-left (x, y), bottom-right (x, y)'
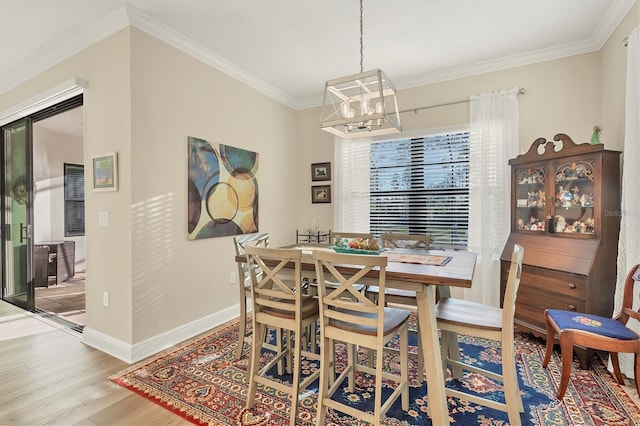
top-left (500, 133), bottom-right (621, 368)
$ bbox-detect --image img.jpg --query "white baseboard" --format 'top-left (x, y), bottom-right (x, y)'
top-left (82, 304), bottom-right (239, 364)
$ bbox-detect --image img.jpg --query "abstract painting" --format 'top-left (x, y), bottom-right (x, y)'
top-left (187, 136), bottom-right (259, 240)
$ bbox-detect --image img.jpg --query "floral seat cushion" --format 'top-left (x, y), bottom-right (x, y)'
top-left (547, 309), bottom-right (638, 340)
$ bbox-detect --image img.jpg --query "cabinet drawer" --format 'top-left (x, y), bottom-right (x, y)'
top-left (514, 302), bottom-right (546, 329)
top-left (517, 284), bottom-right (585, 312)
top-left (517, 265), bottom-right (587, 299)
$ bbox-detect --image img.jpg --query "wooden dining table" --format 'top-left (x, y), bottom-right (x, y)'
top-left (237, 243), bottom-right (477, 426)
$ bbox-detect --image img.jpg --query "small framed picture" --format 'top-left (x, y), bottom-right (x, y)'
top-left (311, 162), bottom-right (331, 181)
top-left (311, 185), bottom-right (331, 203)
top-left (92, 152), bottom-right (118, 192)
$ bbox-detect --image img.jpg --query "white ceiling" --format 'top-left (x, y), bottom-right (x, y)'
top-left (1, 0), bottom-right (636, 116)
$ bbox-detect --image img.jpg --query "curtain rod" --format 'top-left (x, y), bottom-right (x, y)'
top-left (399, 87), bottom-right (526, 115)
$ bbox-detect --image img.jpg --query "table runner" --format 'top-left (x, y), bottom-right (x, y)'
top-left (383, 252), bottom-right (452, 266)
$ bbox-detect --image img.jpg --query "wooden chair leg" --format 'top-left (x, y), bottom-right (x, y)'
top-left (246, 321), bottom-right (266, 409)
top-left (610, 353), bottom-right (626, 384)
top-left (502, 340), bottom-right (522, 425)
top-left (556, 332), bottom-right (574, 400)
top-left (542, 318), bottom-right (555, 368)
top-left (374, 343), bottom-right (384, 424)
top-left (289, 327), bottom-right (302, 426)
top-left (315, 333), bottom-right (330, 426)
top-left (635, 353), bottom-right (640, 396)
top-left (236, 292), bottom-right (248, 360)
top-left (440, 330), bottom-right (462, 379)
top-left (414, 327), bottom-right (424, 384)
top-left (275, 328), bottom-right (285, 376)
top-left (347, 343), bottom-right (356, 392)
top-left (400, 325), bottom-right (409, 411)
top-left (285, 330), bottom-right (293, 375)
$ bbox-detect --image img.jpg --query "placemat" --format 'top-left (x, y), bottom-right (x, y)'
top-left (383, 252), bottom-right (452, 266)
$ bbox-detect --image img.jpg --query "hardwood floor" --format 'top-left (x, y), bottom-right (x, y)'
top-left (0, 301), bottom-right (189, 425)
top-left (2, 300), bottom-right (638, 425)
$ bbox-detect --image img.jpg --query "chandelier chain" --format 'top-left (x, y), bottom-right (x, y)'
top-left (359, 0), bottom-right (363, 73)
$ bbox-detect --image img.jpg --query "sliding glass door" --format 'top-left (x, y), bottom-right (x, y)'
top-left (1, 118), bottom-right (34, 311)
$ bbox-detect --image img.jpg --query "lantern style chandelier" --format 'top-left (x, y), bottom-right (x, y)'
top-left (320, 0), bottom-right (401, 139)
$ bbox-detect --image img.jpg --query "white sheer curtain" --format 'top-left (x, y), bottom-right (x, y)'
top-left (613, 26), bottom-right (640, 380)
top-left (333, 137), bottom-right (371, 233)
top-left (466, 88), bottom-right (520, 306)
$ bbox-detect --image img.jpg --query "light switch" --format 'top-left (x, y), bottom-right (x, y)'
top-left (99, 211), bottom-right (110, 226)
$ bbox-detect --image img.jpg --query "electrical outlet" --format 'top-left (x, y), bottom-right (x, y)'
top-left (103, 291), bottom-right (109, 307)
top-left (229, 272), bottom-right (236, 285)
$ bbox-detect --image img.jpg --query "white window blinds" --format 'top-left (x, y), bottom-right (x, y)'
top-left (335, 131), bottom-right (470, 247)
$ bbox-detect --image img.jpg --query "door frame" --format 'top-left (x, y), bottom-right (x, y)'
top-left (0, 78), bottom-right (86, 311)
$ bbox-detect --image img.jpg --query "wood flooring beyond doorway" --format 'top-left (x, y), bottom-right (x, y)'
top-left (35, 271), bottom-right (86, 328)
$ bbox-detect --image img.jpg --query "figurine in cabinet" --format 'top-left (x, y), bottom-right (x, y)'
top-left (516, 218), bottom-right (525, 230)
top-left (585, 217), bottom-right (595, 232)
top-left (555, 215), bottom-right (566, 232)
top-left (580, 193), bottom-right (594, 207)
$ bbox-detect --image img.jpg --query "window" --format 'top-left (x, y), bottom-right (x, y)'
top-left (337, 131), bottom-right (470, 247)
top-left (64, 163), bottom-right (85, 236)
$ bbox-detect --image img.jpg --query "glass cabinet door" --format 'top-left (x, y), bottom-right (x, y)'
top-left (514, 166), bottom-right (546, 232)
top-left (553, 159), bottom-right (595, 234)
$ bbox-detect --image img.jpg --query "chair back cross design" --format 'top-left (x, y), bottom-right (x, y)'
top-left (232, 233), bottom-right (269, 360)
top-left (313, 250), bottom-right (409, 425)
top-left (244, 246), bottom-right (320, 426)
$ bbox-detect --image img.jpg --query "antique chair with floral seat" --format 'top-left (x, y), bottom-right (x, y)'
top-left (313, 249), bottom-right (409, 425)
top-left (435, 244), bottom-right (525, 426)
top-left (542, 264), bottom-right (640, 400)
top-left (244, 246), bottom-right (320, 426)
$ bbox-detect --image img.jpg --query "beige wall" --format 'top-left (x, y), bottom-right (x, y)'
top-left (0, 27), bottom-right (299, 352)
top-left (0, 29), bottom-right (134, 343)
top-left (0, 3), bottom-right (636, 359)
top-left (128, 29), bottom-right (298, 342)
top-left (601, 2), bottom-right (639, 149)
top-left (296, 51), bottom-right (604, 233)
top-left (295, 4), bottom-right (638, 235)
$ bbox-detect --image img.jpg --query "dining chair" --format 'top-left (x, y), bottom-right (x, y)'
top-left (365, 232), bottom-right (431, 383)
top-left (232, 233), bottom-right (270, 360)
top-left (244, 246), bottom-right (320, 426)
top-left (381, 232), bottom-right (431, 249)
top-left (542, 264), bottom-right (640, 400)
top-left (313, 250), bottom-right (409, 425)
top-left (329, 231), bottom-right (373, 245)
top-left (435, 244), bottom-right (524, 426)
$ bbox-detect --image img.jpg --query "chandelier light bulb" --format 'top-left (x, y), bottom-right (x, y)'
top-left (361, 97), bottom-right (370, 116)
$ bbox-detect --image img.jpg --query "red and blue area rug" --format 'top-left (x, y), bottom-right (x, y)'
top-left (110, 317), bottom-right (640, 425)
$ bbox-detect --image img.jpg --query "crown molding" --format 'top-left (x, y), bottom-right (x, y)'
top-left (392, 0), bottom-right (637, 101)
top-left (0, 77), bottom-right (87, 127)
top-left (593, 0), bottom-right (638, 48)
top-left (124, 4), bottom-right (300, 110)
top-left (0, 8), bottom-right (128, 95)
top-left (0, 0), bottom-right (635, 109)
top-left (395, 39), bottom-right (602, 93)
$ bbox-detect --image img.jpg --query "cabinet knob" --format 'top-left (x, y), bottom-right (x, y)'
top-left (568, 304), bottom-right (576, 311)
top-left (568, 283), bottom-right (577, 289)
